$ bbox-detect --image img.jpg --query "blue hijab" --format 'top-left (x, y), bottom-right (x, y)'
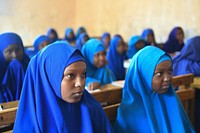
top-left (107, 35), bottom-right (127, 80)
top-left (101, 32), bottom-right (111, 48)
top-left (127, 35), bottom-right (144, 58)
top-left (81, 39), bottom-right (116, 86)
top-left (76, 27), bottom-right (86, 38)
top-left (173, 36), bottom-right (200, 76)
top-left (115, 46), bottom-right (194, 133)
top-left (13, 41), bottom-right (114, 133)
top-left (34, 35), bottom-right (50, 52)
top-left (75, 33), bottom-right (89, 50)
top-left (163, 27), bottom-right (184, 53)
top-left (46, 28), bottom-right (59, 43)
top-left (64, 28), bottom-right (76, 42)
top-left (141, 28), bottom-right (156, 46)
top-left (0, 32), bottom-right (30, 102)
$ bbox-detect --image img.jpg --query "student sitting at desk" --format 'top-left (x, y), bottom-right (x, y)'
top-left (127, 35), bottom-right (145, 59)
top-left (0, 32), bottom-right (30, 103)
top-left (114, 46), bottom-right (195, 133)
top-left (107, 35), bottom-right (127, 80)
top-left (46, 28), bottom-right (59, 43)
top-left (163, 26), bottom-right (185, 58)
top-left (75, 33), bottom-right (89, 50)
top-left (82, 39), bottom-right (116, 91)
top-left (101, 32), bottom-right (111, 52)
top-left (173, 36), bottom-right (200, 76)
top-left (76, 26), bottom-right (87, 39)
top-left (13, 41), bottom-right (114, 133)
top-left (141, 28), bottom-right (157, 46)
top-left (63, 28), bottom-right (76, 46)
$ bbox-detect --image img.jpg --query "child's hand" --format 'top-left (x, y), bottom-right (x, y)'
top-left (88, 82), bottom-right (100, 91)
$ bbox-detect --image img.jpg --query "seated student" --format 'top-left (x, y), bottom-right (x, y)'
top-left (101, 32), bottom-right (111, 52)
top-left (75, 33), bottom-right (89, 50)
top-left (127, 35), bottom-right (145, 59)
top-left (81, 39), bottom-right (116, 91)
top-left (114, 46), bottom-right (195, 133)
top-left (163, 26), bottom-right (185, 58)
top-left (173, 36), bottom-right (200, 76)
top-left (76, 26), bottom-right (87, 38)
top-left (141, 28), bottom-right (157, 46)
top-left (0, 32), bottom-right (30, 103)
top-left (107, 35), bottom-right (127, 80)
top-left (64, 28), bottom-right (76, 46)
top-left (26, 35), bottom-right (50, 58)
top-left (13, 41), bottom-right (114, 133)
top-left (46, 28), bottom-right (59, 43)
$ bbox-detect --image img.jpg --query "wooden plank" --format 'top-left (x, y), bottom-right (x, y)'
top-left (0, 101), bottom-right (19, 110)
top-left (0, 107), bottom-right (17, 126)
top-left (172, 74), bottom-right (194, 88)
top-left (103, 103), bottom-right (120, 122)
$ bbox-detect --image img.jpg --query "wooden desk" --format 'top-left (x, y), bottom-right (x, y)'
top-left (191, 77), bottom-right (200, 89)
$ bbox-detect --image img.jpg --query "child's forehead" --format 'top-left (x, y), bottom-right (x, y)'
top-left (155, 60), bottom-right (172, 69)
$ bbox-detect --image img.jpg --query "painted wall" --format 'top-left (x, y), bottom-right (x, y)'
top-left (0, 0), bottom-right (200, 46)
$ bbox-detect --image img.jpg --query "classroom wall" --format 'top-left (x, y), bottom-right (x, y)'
top-left (0, 0), bottom-right (75, 46)
top-left (0, 0), bottom-right (200, 46)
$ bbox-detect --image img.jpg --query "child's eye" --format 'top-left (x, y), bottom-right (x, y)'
top-left (65, 74), bottom-right (74, 79)
top-left (168, 69), bottom-right (173, 75)
top-left (81, 72), bottom-right (86, 79)
top-left (154, 72), bottom-right (162, 77)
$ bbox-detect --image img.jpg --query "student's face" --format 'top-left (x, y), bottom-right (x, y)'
top-left (82, 35), bottom-right (89, 44)
top-left (38, 41), bottom-right (49, 50)
top-left (176, 29), bottom-right (184, 44)
top-left (103, 36), bottom-right (110, 46)
top-left (116, 39), bottom-right (126, 55)
top-left (61, 61), bottom-right (86, 103)
top-left (93, 51), bottom-right (106, 68)
top-left (135, 40), bottom-right (145, 50)
top-left (68, 32), bottom-right (74, 39)
top-left (152, 60), bottom-right (173, 94)
top-left (3, 44), bottom-right (24, 62)
top-left (147, 34), bottom-right (155, 43)
top-left (48, 33), bottom-right (56, 39)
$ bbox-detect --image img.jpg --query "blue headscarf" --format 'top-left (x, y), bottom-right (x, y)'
top-left (0, 32), bottom-right (30, 102)
top-left (173, 36), bottom-right (200, 76)
top-left (101, 32), bottom-right (111, 48)
top-left (34, 35), bottom-right (50, 52)
top-left (13, 41), bottom-right (114, 133)
top-left (141, 28), bottom-right (156, 45)
top-left (64, 28), bottom-right (76, 42)
top-left (75, 33), bottom-right (89, 50)
top-left (114, 46), bottom-right (194, 133)
top-left (127, 35), bottom-right (144, 58)
top-left (163, 26), bottom-right (184, 53)
top-left (76, 27), bottom-right (86, 38)
top-left (107, 35), bottom-right (127, 80)
top-left (81, 39), bottom-right (116, 86)
top-left (46, 28), bottom-right (59, 43)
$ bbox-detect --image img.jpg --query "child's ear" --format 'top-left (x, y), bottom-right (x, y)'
top-left (105, 60), bottom-right (108, 65)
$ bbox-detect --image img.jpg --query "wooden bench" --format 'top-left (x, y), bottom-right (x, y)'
top-left (92, 74), bottom-right (195, 124)
top-left (0, 101), bottom-right (18, 132)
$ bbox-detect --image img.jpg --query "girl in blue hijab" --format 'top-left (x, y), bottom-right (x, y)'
top-left (64, 28), bottom-right (76, 46)
top-left (46, 28), bottom-right (59, 43)
top-left (173, 36), bottom-right (200, 76)
top-left (25, 35), bottom-right (50, 58)
top-left (142, 28), bottom-right (157, 46)
top-left (76, 26), bottom-right (87, 38)
top-left (114, 46), bottom-right (195, 133)
top-left (107, 35), bottom-right (127, 80)
top-left (127, 35), bottom-right (145, 59)
top-left (101, 32), bottom-right (111, 52)
top-left (13, 41), bottom-right (114, 133)
top-left (75, 33), bottom-right (89, 50)
top-left (82, 39), bottom-right (116, 91)
top-left (163, 27), bottom-right (185, 56)
top-left (0, 32), bottom-right (30, 103)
